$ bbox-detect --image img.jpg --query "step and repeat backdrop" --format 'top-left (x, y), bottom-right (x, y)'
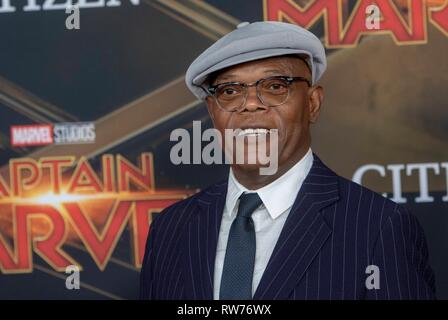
top-left (0, 0), bottom-right (447, 299)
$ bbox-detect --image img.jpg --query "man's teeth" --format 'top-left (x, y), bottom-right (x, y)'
top-left (237, 128), bottom-right (271, 136)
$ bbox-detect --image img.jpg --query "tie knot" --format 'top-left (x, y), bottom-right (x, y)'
top-left (237, 193), bottom-right (262, 218)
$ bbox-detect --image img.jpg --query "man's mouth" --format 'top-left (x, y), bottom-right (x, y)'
top-left (236, 128), bottom-right (274, 137)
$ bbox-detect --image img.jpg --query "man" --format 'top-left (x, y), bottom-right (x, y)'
top-left (140, 21), bottom-right (435, 300)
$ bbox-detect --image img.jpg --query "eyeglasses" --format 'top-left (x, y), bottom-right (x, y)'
top-left (206, 76), bottom-right (311, 112)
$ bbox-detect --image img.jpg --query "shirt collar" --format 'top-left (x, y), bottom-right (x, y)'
top-left (225, 148), bottom-right (314, 219)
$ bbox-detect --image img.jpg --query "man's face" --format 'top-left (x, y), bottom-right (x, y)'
top-left (205, 55), bottom-right (323, 174)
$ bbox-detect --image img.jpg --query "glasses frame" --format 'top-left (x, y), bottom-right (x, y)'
top-left (205, 75), bottom-right (311, 112)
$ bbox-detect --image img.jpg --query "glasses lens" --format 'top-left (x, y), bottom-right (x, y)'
top-left (216, 84), bottom-right (245, 111)
top-left (258, 78), bottom-right (289, 106)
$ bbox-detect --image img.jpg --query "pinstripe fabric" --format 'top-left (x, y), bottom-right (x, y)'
top-left (140, 154), bottom-right (436, 300)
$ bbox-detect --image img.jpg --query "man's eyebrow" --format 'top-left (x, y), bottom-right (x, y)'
top-left (214, 74), bottom-right (238, 82)
top-left (214, 69), bottom-right (290, 83)
top-left (262, 69), bottom-right (290, 74)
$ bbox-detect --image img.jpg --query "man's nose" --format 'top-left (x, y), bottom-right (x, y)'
top-left (241, 86), bottom-right (268, 112)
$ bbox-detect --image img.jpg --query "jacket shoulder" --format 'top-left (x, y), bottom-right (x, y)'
top-left (332, 174), bottom-right (414, 232)
top-left (151, 180), bottom-right (227, 229)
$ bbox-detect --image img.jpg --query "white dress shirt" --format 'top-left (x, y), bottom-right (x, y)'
top-left (213, 148), bottom-right (314, 299)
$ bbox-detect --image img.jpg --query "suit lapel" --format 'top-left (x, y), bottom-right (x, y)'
top-left (183, 154), bottom-right (340, 300)
top-left (183, 180), bottom-right (227, 299)
top-left (253, 154), bottom-right (340, 299)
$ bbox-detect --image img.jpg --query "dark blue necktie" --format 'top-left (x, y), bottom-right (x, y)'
top-left (220, 192), bottom-right (262, 300)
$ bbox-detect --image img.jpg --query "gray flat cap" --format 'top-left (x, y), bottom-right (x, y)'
top-left (185, 21), bottom-right (327, 100)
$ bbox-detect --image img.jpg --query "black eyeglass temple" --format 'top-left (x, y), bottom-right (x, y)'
top-left (287, 76), bottom-right (312, 87)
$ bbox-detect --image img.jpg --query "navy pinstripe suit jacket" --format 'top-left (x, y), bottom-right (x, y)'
top-left (140, 154), bottom-right (436, 300)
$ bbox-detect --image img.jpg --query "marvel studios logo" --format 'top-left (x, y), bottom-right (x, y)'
top-left (10, 122), bottom-right (96, 147)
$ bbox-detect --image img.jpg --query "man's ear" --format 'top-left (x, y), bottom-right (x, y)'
top-left (308, 85), bottom-right (323, 123)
